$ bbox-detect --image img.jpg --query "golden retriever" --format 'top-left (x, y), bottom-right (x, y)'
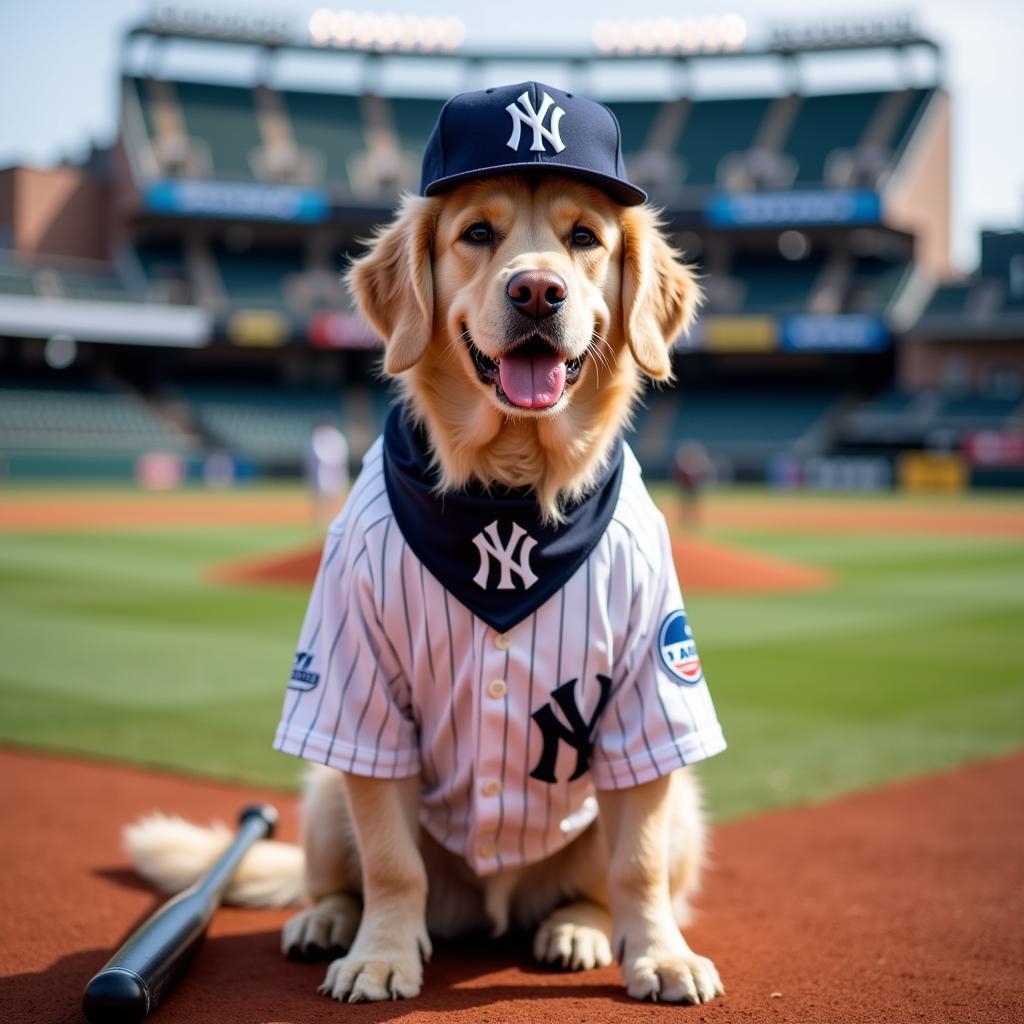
top-left (126, 173), bottom-right (724, 1006)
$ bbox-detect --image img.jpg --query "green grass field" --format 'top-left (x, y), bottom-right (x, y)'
top-left (1, 486), bottom-right (1022, 822)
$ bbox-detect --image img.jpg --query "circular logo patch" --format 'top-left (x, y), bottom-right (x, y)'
top-left (658, 609), bottom-right (703, 685)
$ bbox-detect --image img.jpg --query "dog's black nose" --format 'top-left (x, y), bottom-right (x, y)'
top-left (506, 270), bottom-right (567, 320)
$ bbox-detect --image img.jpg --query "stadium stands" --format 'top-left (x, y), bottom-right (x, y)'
top-left (784, 91), bottom-right (883, 187)
top-left (181, 386), bottom-right (344, 466)
top-left (173, 81), bottom-right (264, 181)
top-left (726, 251), bottom-right (826, 314)
top-left (845, 257), bottom-right (910, 315)
top-left (283, 89), bottom-right (364, 190)
top-left (212, 244), bottom-right (305, 309)
top-left (390, 97), bottom-right (444, 158)
top-left (122, 80), bottom-right (936, 196)
top-left (10, 22), bottom-right (1015, 490)
top-left (0, 386), bottom-right (190, 453)
top-left (916, 230), bottom-right (1024, 331)
top-left (673, 97), bottom-right (772, 189)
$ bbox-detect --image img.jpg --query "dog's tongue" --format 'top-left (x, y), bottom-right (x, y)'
top-left (498, 349), bottom-right (566, 409)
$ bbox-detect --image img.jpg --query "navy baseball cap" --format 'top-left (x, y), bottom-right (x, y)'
top-left (420, 81), bottom-right (647, 207)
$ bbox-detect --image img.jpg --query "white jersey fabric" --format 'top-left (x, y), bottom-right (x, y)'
top-left (274, 435), bottom-right (726, 875)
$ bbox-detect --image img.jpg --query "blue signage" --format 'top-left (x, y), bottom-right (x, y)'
top-left (144, 180), bottom-right (330, 223)
top-left (780, 315), bottom-right (889, 352)
top-left (705, 190), bottom-right (882, 227)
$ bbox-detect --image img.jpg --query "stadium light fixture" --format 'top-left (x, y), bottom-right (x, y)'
top-left (591, 14), bottom-right (746, 56)
top-left (308, 8), bottom-right (464, 53)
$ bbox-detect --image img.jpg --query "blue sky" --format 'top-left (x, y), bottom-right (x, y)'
top-left (0, 0), bottom-right (1020, 271)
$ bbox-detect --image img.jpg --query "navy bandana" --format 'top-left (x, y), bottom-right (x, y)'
top-left (382, 405), bottom-right (624, 632)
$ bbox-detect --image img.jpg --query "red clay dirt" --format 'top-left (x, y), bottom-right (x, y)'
top-left (1, 746), bottom-right (1021, 1024)
top-left (2, 493), bottom-right (1023, 538)
top-left (209, 535), bottom-right (833, 595)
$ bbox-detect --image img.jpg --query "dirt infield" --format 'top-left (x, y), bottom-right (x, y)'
top-left (2, 491), bottom-right (1023, 538)
top-left (210, 535), bottom-right (833, 594)
top-left (2, 748), bottom-right (1021, 1024)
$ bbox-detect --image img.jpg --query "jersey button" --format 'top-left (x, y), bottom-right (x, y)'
top-left (481, 780), bottom-right (502, 797)
top-left (494, 632), bottom-right (511, 651)
top-left (487, 679), bottom-right (508, 699)
top-left (478, 840), bottom-right (497, 859)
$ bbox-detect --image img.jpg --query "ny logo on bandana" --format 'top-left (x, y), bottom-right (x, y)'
top-left (472, 520), bottom-right (538, 590)
top-left (505, 91), bottom-right (566, 154)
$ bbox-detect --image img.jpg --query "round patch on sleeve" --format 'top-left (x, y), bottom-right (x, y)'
top-left (657, 609), bottom-right (704, 685)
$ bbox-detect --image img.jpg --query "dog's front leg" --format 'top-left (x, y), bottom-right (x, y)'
top-left (598, 774), bottom-right (723, 1004)
top-left (318, 774), bottom-right (431, 1003)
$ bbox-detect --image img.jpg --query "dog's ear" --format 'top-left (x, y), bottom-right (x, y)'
top-left (346, 196), bottom-right (436, 374)
top-left (620, 206), bottom-right (701, 380)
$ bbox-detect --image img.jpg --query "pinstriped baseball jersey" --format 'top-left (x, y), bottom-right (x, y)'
top-left (273, 420), bottom-right (726, 876)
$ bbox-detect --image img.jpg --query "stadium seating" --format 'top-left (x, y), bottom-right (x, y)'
top-left (934, 395), bottom-right (1022, 428)
top-left (0, 257), bottom-right (145, 303)
top-left (0, 387), bottom-right (189, 453)
top-left (841, 388), bottom-right (1023, 446)
top-left (609, 100), bottom-right (663, 156)
top-left (845, 257), bottom-right (910, 314)
top-left (727, 252), bottom-right (826, 314)
top-left (173, 81), bottom-right (263, 181)
top-left (672, 391), bottom-right (837, 445)
top-left (282, 89), bottom-right (364, 190)
top-left (181, 386), bottom-right (345, 465)
top-left (920, 284), bottom-right (970, 319)
top-left (212, 245), bottom-right (305, 308)
top-left (121, 78), bottom-right (937, 200)
top-left (784, 91), bottom-right (884, 186)
top-left (917, 230), bottom-right (1024, 325)
top-left (390, 97), bottom-right (444, 156)
top-left (673, 97), bottom-right (771, 188)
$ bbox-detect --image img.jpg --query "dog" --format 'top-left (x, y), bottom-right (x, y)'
top-left (126, 82), bottom-right (727, 1006)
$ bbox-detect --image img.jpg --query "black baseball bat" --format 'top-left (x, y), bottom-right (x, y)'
top-left (82, 803), bottom-right (278, 1024)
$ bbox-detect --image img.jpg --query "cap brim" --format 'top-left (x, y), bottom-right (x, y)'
top-left (424, 162), bottom-right (647, 207)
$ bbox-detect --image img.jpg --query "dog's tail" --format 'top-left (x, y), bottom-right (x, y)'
top-left (123, 813), bottom-right (304, 908)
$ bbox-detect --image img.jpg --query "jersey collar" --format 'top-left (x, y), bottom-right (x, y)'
top-left (382, 404), bottom-right (624, 632)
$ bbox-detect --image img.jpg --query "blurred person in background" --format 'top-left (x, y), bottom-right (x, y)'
top-left (305, 420), bottom-right (349, 525)
top-left (674, 441), bottom-right (711, 530)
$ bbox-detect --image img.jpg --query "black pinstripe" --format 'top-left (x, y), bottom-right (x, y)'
top-left (517, 612), bottom-right (538, 862)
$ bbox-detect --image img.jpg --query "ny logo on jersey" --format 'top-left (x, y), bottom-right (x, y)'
top-left (529, 674), bottom-right (612, 784)
top-left (505, 91), bottom-right (566, 154)
top-left (472, 520), bottom-right (538, 590)
top-left (288, 650), bottom-right (320, 691)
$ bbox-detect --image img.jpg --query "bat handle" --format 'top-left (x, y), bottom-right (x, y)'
top-left (82, 803), bottom-right (277, 1024)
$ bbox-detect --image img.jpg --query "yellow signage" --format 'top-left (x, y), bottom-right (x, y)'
top-left (898, 452), bottom-right (968, 493)
top-left (703, 317), bottom-right (778, 352)
top-left (228, 310), bottom-right (289, 347)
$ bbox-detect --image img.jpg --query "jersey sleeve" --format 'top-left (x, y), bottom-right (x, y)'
top-left (272, 526), bottom-right (420, 778)
top-left (589, 515), bottom-right (726, 790)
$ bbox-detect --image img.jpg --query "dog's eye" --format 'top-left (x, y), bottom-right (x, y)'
top-left (461, 222), bottom-right (495, 245)
top-left (571, 226), bottom-right (599, 248)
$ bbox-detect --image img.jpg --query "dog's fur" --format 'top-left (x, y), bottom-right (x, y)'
top-left (126, 174), bottom-right (723, 1005)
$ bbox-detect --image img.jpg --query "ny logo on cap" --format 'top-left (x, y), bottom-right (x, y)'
top-left (505, 91), bottom-right (566, 154)
top-left (472, 520), bottom-right (538, 590)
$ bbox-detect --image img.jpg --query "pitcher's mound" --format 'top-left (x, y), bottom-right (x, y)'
top-left (673, 536), bottom-right (831, 593)
top-left (210, 535), bottom-right (830, 595)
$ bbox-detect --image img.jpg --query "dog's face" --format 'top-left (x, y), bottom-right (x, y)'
top-left (432, 177), bottom-right (622, 415)
top-left (347, 173), bottom-right (700, 508)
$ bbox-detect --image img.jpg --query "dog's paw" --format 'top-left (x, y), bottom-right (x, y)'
top-left (533, 903), bottom-right (613, 970)
top-left (622, 949), bottom-right (723, 1004)
top-left (318, 947), bottom-right (425, 1003)
top-left (282, 894), bottom-right (360, 960)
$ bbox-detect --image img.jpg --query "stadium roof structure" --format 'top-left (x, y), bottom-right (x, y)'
top-left (124, 9), bottom-right (941, 65)
top-left (910, 231), bottom-right (1024, 341)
